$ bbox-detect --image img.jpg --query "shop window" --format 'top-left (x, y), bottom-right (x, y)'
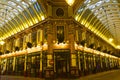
top-left (26, 52), bottom-right (40, 77)
top-left (0, 58), bottom-right (7, 74)
top-left (15, 55), bottom-right (25, 76)
top-left (6, 57), bottom-right (13, 74)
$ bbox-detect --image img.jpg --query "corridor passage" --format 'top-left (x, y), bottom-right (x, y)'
top-left (0, 69), bottom-right (120, 80)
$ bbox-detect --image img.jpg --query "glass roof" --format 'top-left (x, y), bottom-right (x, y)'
top-left (0, 0), bottom-right (46, 40)
top-left (75, 0), bottom-right (120, 48)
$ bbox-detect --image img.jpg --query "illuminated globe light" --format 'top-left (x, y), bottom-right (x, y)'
top-left (0, 40), bottom-right (5, 45)
top-left (109, 38), bottom-right (113, 42)
top-left (41, 15), bottom-right (45, 20)
top-left (65, 0), bottom-right (75, 6)
top-left (75, 15), bottom-right (79, 21)
top-left (117, 45), bottom-right (120, 49)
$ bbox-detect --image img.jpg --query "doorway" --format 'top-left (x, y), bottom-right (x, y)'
top-left (54, 50), bottom-right (70, 78)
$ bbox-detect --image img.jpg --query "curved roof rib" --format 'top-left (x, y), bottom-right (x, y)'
top-left (0, 0), bottom-right (46, 40)
top-left (75, 0), bottom-right (120, 48)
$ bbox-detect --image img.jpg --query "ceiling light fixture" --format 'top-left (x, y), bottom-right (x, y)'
top-left (65, 0), bottom-right (75, 6)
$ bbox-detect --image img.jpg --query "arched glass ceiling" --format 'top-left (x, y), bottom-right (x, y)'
top-left (75, 0), bottom-right (120, 48)
top-left (0, 0), bottom-right (46, 40)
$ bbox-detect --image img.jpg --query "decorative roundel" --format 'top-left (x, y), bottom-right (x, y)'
top-left (56, 8), bottom-right (64, 17)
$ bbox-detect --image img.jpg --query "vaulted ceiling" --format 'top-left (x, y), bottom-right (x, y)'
top-left (75, 0), bottom-right (120, 48)
top-left (0, 0), bottom-right (46, 40)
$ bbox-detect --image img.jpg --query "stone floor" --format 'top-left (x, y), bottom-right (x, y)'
top-left (80, 69), bottom-right (120, 80)
top-left (0, 70), bottom-right (120, 80)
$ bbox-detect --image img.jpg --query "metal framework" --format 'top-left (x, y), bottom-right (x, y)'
top-left (75, 0), bottom-right (120, 48)
top-left (0, 0), bottom-right (46, 40)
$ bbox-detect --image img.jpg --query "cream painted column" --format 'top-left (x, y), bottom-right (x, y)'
top-left (75, 30), bottom-right (79, 42)
top-left (69, 22), bottom-right (75, 54)
top-left (69, 23), bottom-right (76, 66)
top-left (29, 33), bottom-right (32, 43)
top-left (93, 54), bottom-right (96, 67)
top-left (13, 57), bottom-right (16, 71)
top-left (46, 22), bottom-right (53, 67)
top-left (37, 29), bottom-right (43, 74)
top-left (6, 40), bottom-right (10, 51)
top-left (37, 29), bottom-right (43, 45)
top-left (24, 55), bottom-right (27, 72)
top-left (81, 29), bottom-right (86, 41)
top-left (100, 56), bottom-right (103, 69)
top-left (81, 29), bottom-right (87, 47)
top-left (69, 22), bottom-right (79, 76)
top-left (81, 29), bottom-right (87, 70)
top-left (83, 53), bottom-right (87, 70)
top-left (40, 51), bottom-right (42, 74)
top-left (4, 59), bottom-right (7, 73)
top-left (15, 38), bottom-right (20, 47)
top-left (23, 35), bottom-right (27, 49)
top-left (78, 52), bottom-right (81, 70)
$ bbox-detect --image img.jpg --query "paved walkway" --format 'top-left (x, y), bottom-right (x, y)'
top-left (80, 69), bottom-right (120, 80)
top-left (0, 70), bottom-right (120, 80)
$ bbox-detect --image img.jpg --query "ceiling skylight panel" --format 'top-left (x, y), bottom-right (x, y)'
top-left (0, 13), bottom-right (2, 16)
top-left (105, 0), bottom-right (110, 2)
top-left (0, 9), bottom-right (4, 13)
top-left (4, 5), bottom-right (8, 9)
top-left (84, 0), bottom-right (91, 4)
top-left (95, 1), bottom-right (103, 7)
top-left (16, 0), bottom-right (21, 2)
top-left (99, 7), bottom-right (103, 10)
top-left (113, 0), bottom-right (117, 3)
top-left (30, 0), bottom-right (37, 3)
top-left (94, 10), bottom-right (99, 15)
top-left (1, 21), bottom-right (4, 25)
top-left (7, 6), bottom-right (12, 10)
top-left (115, 5), bottom-right (118, 8)
top-left (22, 1), bottom-right (29, 8)
top-left (9, 12), bottom-right (15, 18)
top-left (8, 1), bottom-right (16, 6)
top-left (28, 1), bottom-right (32, 5)
top-left (0, 24), bottom-right (2, 27)
top-left (5, 20), bottom-right (8, 22)
top-left (89, 5), bottom-right (95, 10)
top-left (78, 8), bottom-right (83, 13)
top-left (97, 15), bottom-right (100, 18)
top-left (4, 14), bottom-right (9, 19)
top-left (13, 9), bottom-right (19, 15)
top-left (94, 12), bottom-right (97, 16)
top-left (17, 5), bottom-right (24, 12)
top-left (28, 0), bottom-right (36, 5)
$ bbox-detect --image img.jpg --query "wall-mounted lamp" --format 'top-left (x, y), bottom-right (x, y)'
top-left (109, 38), bottom-right (113, 42)
top-left (117, 45), bottom-right (120, 49)
top-left (0, 40), bottom-right (5, 45)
